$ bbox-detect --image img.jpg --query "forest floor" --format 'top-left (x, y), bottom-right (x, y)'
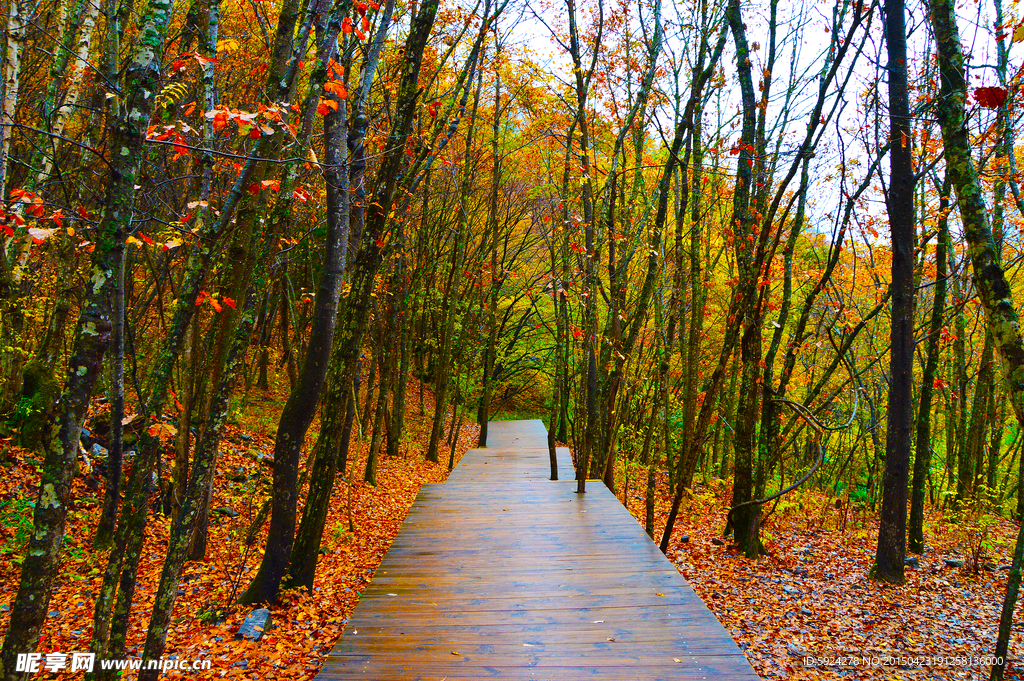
top-left (0, 378), bottom-right (479, 680)
top-left (3, 381), bottom-right (1024, 680)
top-left (623, 472), bottom-right (1024, 680)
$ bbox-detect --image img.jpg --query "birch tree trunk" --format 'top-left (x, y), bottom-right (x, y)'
top-left (0, 0), bottom-right (177, 672)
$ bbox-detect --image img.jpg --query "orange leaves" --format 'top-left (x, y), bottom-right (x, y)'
top-left (205, 107), bottom-right (281, 137)
top-left (0, 372), bottom-right (477, 681)
top-left (317, 98), bottom-right (339, 116)
top-left (211, 110), bottom-right (230, 131)
top-left (143, 120), bottom-right (191, 159)
top-left (148, 422), bottom-right (178, 439)
top-left (125, 232), bottom-right (154, 247)
top-left (324, 80), bottom-right (348, 100)
top-left (1, 189), bottom-right (71, 240)
top-left (10, 188), bottom-right (47, 219)
top-left (974, 86), bottom-right (1007, 108)
top-left (319, 59), bottom-right (348, 116)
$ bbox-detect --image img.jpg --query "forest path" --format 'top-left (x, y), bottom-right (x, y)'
top-left (316, 419), bottom-right (760, 680)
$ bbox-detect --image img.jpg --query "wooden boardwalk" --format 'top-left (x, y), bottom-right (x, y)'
top-left (317, 420), bottom-right (760, 680)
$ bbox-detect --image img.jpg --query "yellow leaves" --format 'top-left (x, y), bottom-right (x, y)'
top-left (216, 38), bottom-right (240, 52)
top-left (1014, 24), bottom-right (1024, 43)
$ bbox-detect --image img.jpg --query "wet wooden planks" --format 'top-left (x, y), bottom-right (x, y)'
top-left (317, 420), bottom-right (760, 680)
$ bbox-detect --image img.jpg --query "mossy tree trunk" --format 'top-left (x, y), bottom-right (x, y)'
top-left (926, 0), bottom-right (1024, 674)
top-left (0, 0), bottom-right (176, 672)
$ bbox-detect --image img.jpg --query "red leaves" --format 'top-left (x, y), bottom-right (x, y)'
top-left (248, 180), bottom-right (281, 194)
top-left (196, 290), bottom-right (224, 312)
top-left (974, 86), bottom-right (1008, 108)
top-left (342, 16), bottom-right (366, 39)
top-left (730, 140), bottom-right (755, 156)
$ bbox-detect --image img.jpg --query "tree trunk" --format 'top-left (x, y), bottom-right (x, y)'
top-left (926, 0), bottom-right (1024, 673)
top-left (135, 295), bottom-right (258, 681)
top-left (235, 8), bottom-right (353, 602)
top-left (909, 177), bottom-right (949, 554)
top-left (0, 0), bottom-right (176, 671)
top-left (241, 0), bottom-right (440, 603)
top-left (872, 0), bottom-right (916, 586)
top-left (90, 0), bottom-right (317, 658)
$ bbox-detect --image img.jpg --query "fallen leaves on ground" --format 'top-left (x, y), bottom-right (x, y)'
top-left (0, 377), bottom-right (479, 679)
top-left (621, 473), bottom-right (1024, 680)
